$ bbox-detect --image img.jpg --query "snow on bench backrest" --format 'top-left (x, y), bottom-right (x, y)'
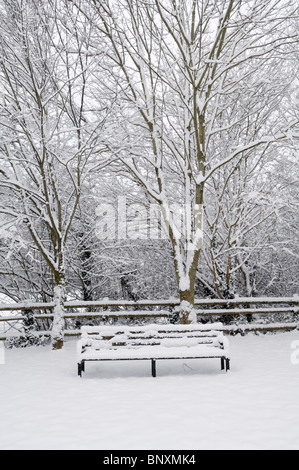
top-left (80, 322), bottom-right (224, 336)
top-left (78, 323), bottom-right (228, 352)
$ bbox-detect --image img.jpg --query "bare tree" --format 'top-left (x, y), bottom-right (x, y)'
top-left (0, 0), bottom-right (107, 348)
top-left (76, 0), bottom-right (298, 322)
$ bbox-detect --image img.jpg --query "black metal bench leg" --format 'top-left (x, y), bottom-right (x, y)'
top-left (226, 358), bottom-right (230, 372)
top-left (151, 359), bottom-right (156, 377)
top-left (221, 357), bottom-right (225, 370)
top-left (78, 361), bottom-right (85, 377)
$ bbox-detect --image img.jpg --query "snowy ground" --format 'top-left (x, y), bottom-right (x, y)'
top-left (0, 331), bottom-right (299, 450)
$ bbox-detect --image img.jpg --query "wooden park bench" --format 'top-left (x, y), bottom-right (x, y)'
top-left (77, 322), bottom-right (230, 378)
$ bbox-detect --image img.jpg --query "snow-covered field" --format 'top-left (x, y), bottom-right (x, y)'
top-left (0, 331), bottom-right (299, 450)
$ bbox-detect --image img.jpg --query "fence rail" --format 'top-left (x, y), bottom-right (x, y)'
top-left (0, 296), bottom-right (298, 341)
top-left (0, 296), bottom-right (299, 312)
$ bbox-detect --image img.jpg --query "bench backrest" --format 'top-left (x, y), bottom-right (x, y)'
top-left (79, 323), bottom-right (227, 351)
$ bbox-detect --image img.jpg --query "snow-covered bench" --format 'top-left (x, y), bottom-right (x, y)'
top-left (77, 323), bottom-right (230, 377)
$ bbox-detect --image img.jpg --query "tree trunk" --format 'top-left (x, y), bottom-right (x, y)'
top-left (179, 287), bottom-right (196, 324)
top-left (171, 212), bottom-right (203, 325)
top-left (51, 274), bottom-right (66, 350)
top-left (175, 218), bottom-right (202, 324)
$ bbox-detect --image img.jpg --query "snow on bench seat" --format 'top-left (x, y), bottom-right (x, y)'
top-left (79, 345), bottom-right (228, 361)
top-left (77, 323), bottom-right (230, 377)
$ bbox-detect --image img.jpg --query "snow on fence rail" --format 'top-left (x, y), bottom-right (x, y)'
top-left (0, 296), bottom-right (299, 312)
top-left (0, 296), bottom-right (298, 341)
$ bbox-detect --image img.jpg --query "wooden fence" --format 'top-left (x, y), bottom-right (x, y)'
top-left (0, 296), bottom-right (298, 341)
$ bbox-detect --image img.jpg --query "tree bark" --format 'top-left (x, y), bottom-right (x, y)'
top-left (51, 273), bottom-right (66, 350)
top-left (178, 251), bottom-right (201, 324)
top-left (179, 288), bottom-right (195, 324)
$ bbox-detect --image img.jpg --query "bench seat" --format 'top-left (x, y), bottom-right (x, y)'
top-left (80, 344), bottom-right (228, 361)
